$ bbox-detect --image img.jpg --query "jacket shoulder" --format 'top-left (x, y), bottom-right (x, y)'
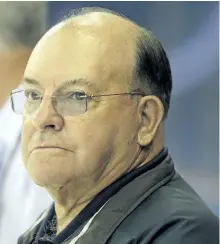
top-left (108, 173), bottom-right (219, 244)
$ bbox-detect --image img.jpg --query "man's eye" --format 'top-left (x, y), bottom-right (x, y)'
top-left (67, 92), bottom-right (86, 100)
top-left (25, 91), bottom-right (41, 101)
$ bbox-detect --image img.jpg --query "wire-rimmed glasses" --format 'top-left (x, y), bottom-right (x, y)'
top-left (11, 89), bottom-right (145, 117)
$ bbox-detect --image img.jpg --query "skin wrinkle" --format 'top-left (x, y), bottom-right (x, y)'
top-left (21, 11), bottom-right (164, 235)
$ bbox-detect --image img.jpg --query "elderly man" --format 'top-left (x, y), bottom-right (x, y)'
top-left (16, 8), bottom-right (218, 244)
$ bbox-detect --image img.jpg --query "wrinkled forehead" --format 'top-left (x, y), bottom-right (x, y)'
top-left (24, 22), bottom-right (136, 94)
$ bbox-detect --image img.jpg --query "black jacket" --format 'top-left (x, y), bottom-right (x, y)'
top-left (18, 149), bottom-right (219, 244)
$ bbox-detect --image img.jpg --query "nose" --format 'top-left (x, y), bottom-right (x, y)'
top-left (31, 97), bottom-right (64, 131)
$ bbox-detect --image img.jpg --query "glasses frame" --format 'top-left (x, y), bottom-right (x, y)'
top-left (10, 89), bottom-right (146, 116)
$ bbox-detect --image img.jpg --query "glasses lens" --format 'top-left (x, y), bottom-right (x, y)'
top-left (54, 91), bottom-right (87, 116)
top-left (11, 90), bottom-right (42, 116)
top-left (11, 90), bottom-right (87, 116)
top-left (11, 90), bottom-right (26, 115)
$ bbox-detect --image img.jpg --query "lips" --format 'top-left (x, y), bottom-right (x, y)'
top-left (31, 145), bottom-right (69, 153)
top-left (36, 146), bottom-right (64, 150)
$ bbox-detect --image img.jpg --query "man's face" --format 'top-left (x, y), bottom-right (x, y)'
top-left (22, 24), bottom-right (140, 188)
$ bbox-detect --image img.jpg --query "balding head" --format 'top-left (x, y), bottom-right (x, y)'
top-left (26, 8), bottom-right (171, 112)
top-left (26, 9), bottom-right (141, 94)
top-left (62, 8), bottom-right (172, 117)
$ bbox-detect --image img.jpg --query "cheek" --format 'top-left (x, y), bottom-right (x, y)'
top-left (110, 106), bottom-right (139, 152)
top-left (65, 116), bottom-right (115, 161)
top-left (62, 113), bottom-right (117, 177)
top-left (21, 121), bottom-right (35, 166)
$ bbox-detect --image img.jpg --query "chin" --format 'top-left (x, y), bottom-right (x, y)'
top-left (28, 168), bottom-right (67, 187)
top-left (25, 154), bottom-right (73, 187)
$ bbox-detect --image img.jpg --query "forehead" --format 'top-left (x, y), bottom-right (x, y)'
top-left (24, 22), bottom-right (136, 93)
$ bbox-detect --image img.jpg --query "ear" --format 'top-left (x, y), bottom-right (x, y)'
top-left (137, 95), bottom-right (164, 146)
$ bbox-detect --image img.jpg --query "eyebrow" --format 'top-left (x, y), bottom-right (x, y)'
top-left (22, 78), bottom-right (41, 86)
top-left (22, 77), bottom-right (99, 93)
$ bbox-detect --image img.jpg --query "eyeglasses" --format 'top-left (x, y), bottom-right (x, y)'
top-left (11, 89), bottom-right (145, 117)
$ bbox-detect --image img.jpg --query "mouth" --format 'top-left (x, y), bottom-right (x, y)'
top-left (32, 146), bottom-right (70, 153)
top-left (36, 146), bottom-right (63, 149)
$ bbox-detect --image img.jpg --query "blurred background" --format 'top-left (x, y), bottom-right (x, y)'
top-left (0, 1), bottom-right (218, 243)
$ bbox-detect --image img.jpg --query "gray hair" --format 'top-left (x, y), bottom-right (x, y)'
top-left (135, 28), bottom-right (172, 118)
top-left (0, 2), bottom-right (47, 51)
